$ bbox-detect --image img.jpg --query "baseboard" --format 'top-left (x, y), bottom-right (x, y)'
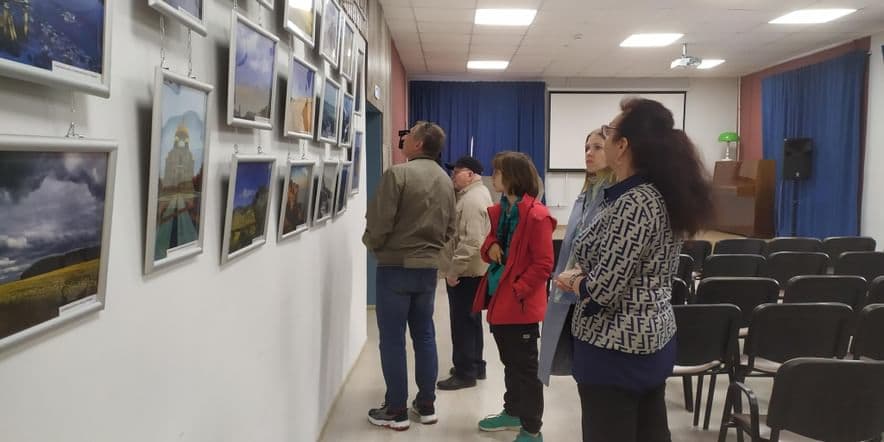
top-left (315, 336), bottom-right (369, 441)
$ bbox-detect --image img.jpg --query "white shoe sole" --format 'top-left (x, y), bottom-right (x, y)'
top-left (410, 407), bottom-right (438, 424)
top-left (368, 416), bottom-right (410, 431)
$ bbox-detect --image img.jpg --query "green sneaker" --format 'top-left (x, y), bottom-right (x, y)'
top-left (513, 429), bottom-right (543, 441)
top-left (478, 410), bottom-right (521, 432)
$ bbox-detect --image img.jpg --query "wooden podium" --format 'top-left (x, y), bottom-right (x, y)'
top-left (710, 160), bottom-right (775, 238)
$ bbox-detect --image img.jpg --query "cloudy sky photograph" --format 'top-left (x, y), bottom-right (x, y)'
top-left (0, 152), bottom-right (108, 285)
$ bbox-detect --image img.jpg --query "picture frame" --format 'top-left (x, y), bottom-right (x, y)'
top-left (257, 0), bottom-right (274, 9)
top-left (317, 77), bottom-right (341, 145)
top-left (313, 160), bottom-right (339, 224)
top-left (277, 159), bottom-right (316, 242)
top-left (350, 131), bottom-right (363, 196)
top-left (144, 68), bottom-right (213, 275)
top-left (318, 0), bottom-right (342, 69)
top-left (221, 155), bottom-right (277, 265)
top-left (0, 0), bottom-right (113, 98)
top-left (334, 161), bottom-right (352, 216)
top-left (227, 11), bottom-right (280, 130)
top-left (148, 0), bottom-right (207, 36)
top-left (283, 53), bottom-right (318, 140)
top-left (0, 135), bottom-right (117, 353)
top-left (339, 92), bottom-right (354, 147)
top-left (340, 19), bottom-right (356, 81)
top-left (354, 46), bottom-right (365, 115)
top-left (284, 0), bottom-right (317, 47)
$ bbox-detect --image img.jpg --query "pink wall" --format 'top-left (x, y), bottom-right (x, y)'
top-left (739, 37), bottom-right (871, 160)
top-left (390, 41), bottom-right (408, 165)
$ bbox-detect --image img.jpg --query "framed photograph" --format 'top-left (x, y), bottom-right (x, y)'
top-left (317, 77), bottom-right (341, 144)
top-left (334, 161), bottom-right (352, 216)
top-left (257, 0), bottom-right (274, 9)
top-left (350, 131), bottom-right (363, 195)
top-left (340, 19), bottom-right (356, 81)
top-left (0, 136), bottom-right (117, 353)
top-left (284, 0), bottom-right (317, 47)
top-left (283, 54), bottom-right (318, 140)
top-left (354, 47), bottom-right (365, 115)
top-left (318, 0), bottom-right (342, 68)
top-left (228, 12), bottom-right (279, 130)
top-left (339, 92), bottom-right (354, 147)
top-left (144, 68), bottom-right (213, 275)
top-left (221, 155), bottom-right (276, 264)
top-left (278, 160), bottom-right (315, 241)
top-left (0, 0), bottom-right (113, 98)
top-left (148, 0), bottom-right (207, 36)
top-left (313, 160), bottom-right (338, 224)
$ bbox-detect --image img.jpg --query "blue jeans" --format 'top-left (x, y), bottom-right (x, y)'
top-left (376, 266), bottom-right (438, 409)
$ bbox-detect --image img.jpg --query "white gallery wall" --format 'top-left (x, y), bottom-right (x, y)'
top-left (543, 77), bottom-right (739, 221)
top-left (862, 31), bottom-right (884, 242)
top-left (0, 2), bottom-right (367, 441)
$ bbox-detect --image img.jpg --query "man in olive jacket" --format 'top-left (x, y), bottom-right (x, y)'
top-left (363, 121), bottom-right (456, 431)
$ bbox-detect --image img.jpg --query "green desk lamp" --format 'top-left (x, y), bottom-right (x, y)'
top-left (718, 131), bottom-right (740, 160)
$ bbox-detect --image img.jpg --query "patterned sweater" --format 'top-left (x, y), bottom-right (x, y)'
top-left (571, 177), bottom-right (680, 354)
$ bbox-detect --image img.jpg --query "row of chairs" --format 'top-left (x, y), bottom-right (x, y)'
top-left (683, 236), bottom-right (877, 273)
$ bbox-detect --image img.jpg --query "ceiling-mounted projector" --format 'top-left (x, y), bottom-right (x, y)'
top-left (670, 43), bottom-right (702, 69)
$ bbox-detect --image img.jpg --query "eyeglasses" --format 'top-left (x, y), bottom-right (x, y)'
top-left (601, 124), bottom-right (618, 138)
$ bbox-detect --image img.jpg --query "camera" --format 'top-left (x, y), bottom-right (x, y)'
top-left (398, 129), bottom-right (409, 149)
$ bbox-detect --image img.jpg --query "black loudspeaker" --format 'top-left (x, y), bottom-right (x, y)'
top-left (783, 138), bottom-right (813, 180)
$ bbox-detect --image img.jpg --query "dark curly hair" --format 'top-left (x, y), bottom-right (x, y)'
top-left (615, 99), bottom-right (713, 237)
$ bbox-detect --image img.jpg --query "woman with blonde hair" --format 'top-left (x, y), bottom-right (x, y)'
top-left (539, 128), bottom-right (614, 386)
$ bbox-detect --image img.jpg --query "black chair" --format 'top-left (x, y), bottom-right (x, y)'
top-left (869, 276), bottom-right (884, 305)
top-left (672, 304), bottom-right (741, 430)
top-left (765, 237), bottom-right (822, 256)
top-left (677, 254), bottom-right (694, 283)
top-left (823, 236), bottom-right (876, 261)
top-left (783, 275), bottom-right (867, 311)
top-left (702, 255), bottom-right (766, 279)
top-left (694, 277), bottom-right (779, 336)
top-left (714, 238), bottom-right (767, 256)
top-left (853, 304), bottom-right (884, 361)
top-left (834, 251), bottom-right (884, 286)
top-left (719, 358), bottom-right (884, 442)
top-left (764, 251), bottom-right (828, 286)
top-left (737, 303), bottom-right (852, 380)
top-left (671, 278), bottom-right (689, 305)
top-left (683, 239), bottom-right (712, 274)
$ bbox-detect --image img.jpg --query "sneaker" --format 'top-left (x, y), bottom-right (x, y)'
top-left (449, 366), bottom-right (487, 380)
top-left (478, 410), bottom-right (521, 432)
top-left (367, 404), bottom-right (409, 431)
top-left (410, 399), bottom-right (438, 425)
top-left (513, 429), bottom-right (543, 442)
top-left (437, 375), bottom-right (477, 390)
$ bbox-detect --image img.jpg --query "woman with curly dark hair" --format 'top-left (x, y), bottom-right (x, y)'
top-left (555, 98), bottom-right (713, 442)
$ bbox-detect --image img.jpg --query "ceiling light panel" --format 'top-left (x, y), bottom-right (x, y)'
top-left (475, 9), bottom-right (537, 26)
top-left (769, 9), bottom-right (857, 24)
top-left (697, 59), bottom-right (726, 69)
top-left (467, 60), bottom-right (510, 70)
top-left (620, 33), bottom-right (684, 47)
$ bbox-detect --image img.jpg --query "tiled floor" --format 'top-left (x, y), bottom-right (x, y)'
top-left (319, 278), bottom-right (819, 442)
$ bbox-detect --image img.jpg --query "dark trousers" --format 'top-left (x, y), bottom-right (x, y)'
top-left (447, 276), bottom-right (485, 380)
top-left (376, 266), bottom-right (438, 409)
top-left (492, 323), bottom-right (543, 434)
top-left (577, 382), bottom-right (671, 442)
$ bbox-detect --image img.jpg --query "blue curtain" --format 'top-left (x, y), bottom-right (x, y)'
top-left (409, 81), bottom-right (546, 182)
top-left (761, 51), bottom-right (866, 237)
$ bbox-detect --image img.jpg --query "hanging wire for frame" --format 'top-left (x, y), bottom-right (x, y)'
top-left (233, 126), bottom-right (240, 154)
top-left (257, 144), bottom-right (264, 155)
top-left (65, 93), bottom-right (83, 138)
top-left (233, 0), bottom-right (239, 10)
top-left (186, 30), bottom-right (194, 78)
top-left (159, 16), bottom-right (168, 70)
top-left (300, 141), bottom-right (307, 159)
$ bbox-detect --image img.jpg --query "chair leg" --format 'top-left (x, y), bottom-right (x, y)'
top-left (704, 373), bottom-right (717, 430)
top-left (768, 428), bottom-right (780, 442)
top-left (683, 375), bottom-right (694, 412)
top-left (693, 375), bottom-right (704, 427)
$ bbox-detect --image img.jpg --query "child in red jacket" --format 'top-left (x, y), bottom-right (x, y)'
top-left (472, 151), bottom-right (556, 442)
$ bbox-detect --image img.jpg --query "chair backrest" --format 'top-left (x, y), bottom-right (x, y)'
top-left (834, 251), bottom-right (884, 286)
top-left (767, 358), bottom-right (884, 442)
top-left (868, 276), bottom-right (884, 305)
top-left (853, 304), bottom-right (884, 361)
top-left (713, 238), bottom-right (766, 255)
top-left (673, 304), bottom-right (740, 367)
top-left (766, 237), bottom-right (823, 256)
top-left (823, 236), bottom-right (876, 261)
top-left (702, 254), bottom-right (765, 279)
top-left (682, 240), bottom-right (711, 273)
top-left (694, 277), bottom-right (779, 327)
top-left (677, 254), bottom-right (693, 283)
top-left (671, 278), bottom-right (689, 305)
top-left (745, 303), bottom-right (852, 363)
top-left (783, 275), bottom-right (868, 311)
top-left (765, 251), bottom-right (829, 286)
